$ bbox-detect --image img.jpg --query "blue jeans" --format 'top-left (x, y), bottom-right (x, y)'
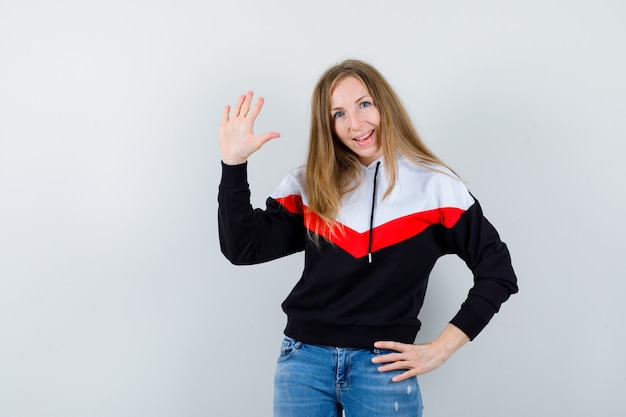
top-left (274, 336), bottom-right (424, 417)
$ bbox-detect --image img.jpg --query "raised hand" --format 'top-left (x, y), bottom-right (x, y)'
top-left (219, 91), bottom-right (281, 165)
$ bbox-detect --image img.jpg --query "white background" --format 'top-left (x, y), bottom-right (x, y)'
top-left (1, 1), bottom-right (625, 416)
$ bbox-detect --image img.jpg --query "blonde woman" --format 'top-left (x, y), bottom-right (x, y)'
top-left (218, 59), bottom-right (518, 417)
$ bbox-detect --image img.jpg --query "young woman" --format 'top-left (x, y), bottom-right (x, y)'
top-left (218, 59), bottom-right (518, 417)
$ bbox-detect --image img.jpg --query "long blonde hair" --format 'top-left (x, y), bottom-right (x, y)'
top-left (305, 59), bottom-right (449, 236)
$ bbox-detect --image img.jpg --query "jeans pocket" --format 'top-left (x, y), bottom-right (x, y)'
top-left (277, 336), bottom-right (302, 362)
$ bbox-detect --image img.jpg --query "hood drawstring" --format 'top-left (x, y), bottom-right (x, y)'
top-left (368, 161), bottom-right (381, 264)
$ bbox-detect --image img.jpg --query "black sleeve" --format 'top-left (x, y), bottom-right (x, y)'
top-left (218, 162), bottom-right (306, 265)
top-left (442, 199), bottom-right (519, 340)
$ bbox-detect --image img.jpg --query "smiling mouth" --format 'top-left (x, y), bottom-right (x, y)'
top-left (353, 130), bottom-right (374, 142)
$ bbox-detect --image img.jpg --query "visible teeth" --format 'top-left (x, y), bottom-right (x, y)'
top-left (354, 131), bottom-right (372, 141)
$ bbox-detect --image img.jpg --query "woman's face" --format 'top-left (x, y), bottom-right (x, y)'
top-left (330, 76), bottom-right (382, 166)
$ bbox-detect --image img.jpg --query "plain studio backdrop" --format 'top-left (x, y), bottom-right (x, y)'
top-left (1, 1), bottom-right (624, 416)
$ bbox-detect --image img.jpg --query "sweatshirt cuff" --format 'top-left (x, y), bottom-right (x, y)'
top-left (449, 297), bottom-right (497, 341)
top-left (450, 312), bottom-right (488, 341)
top-left (220, 161), bottom-right (249, 189)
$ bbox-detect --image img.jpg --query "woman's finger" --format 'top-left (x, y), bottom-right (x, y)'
top-left (238, 91), bottom-right (254, 118)
top-left (372, 351), bottom-right (404, 364)
top-left (222, 104), bottom-right (231, 123)
top-left (374, 340), bottom-right (410, 353)
top-left (247, 96), bottom-right (265, 121)
top-left (392, 370), bottom-right (415, 383)
top-left (232, 93), bottom-right (246, 117)
top-left (257, 131), bottom-right (281, 146)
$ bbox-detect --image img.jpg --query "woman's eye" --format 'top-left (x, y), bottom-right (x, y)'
top-left (360, 101), bottom-right (371, 108)
top-left (333, 111), bottom-right (344, 119)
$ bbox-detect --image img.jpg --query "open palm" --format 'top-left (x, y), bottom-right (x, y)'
top-left (219, 91), bottom-right (281, 165)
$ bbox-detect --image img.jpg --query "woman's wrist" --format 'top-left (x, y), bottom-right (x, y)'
top-left (432, 323), bottom-right (470, 358)
top-left (221, 157), bottom-right (247, 165)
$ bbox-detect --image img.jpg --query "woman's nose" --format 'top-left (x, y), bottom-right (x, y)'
top-left (348, 112), bottom-right (364, 129)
